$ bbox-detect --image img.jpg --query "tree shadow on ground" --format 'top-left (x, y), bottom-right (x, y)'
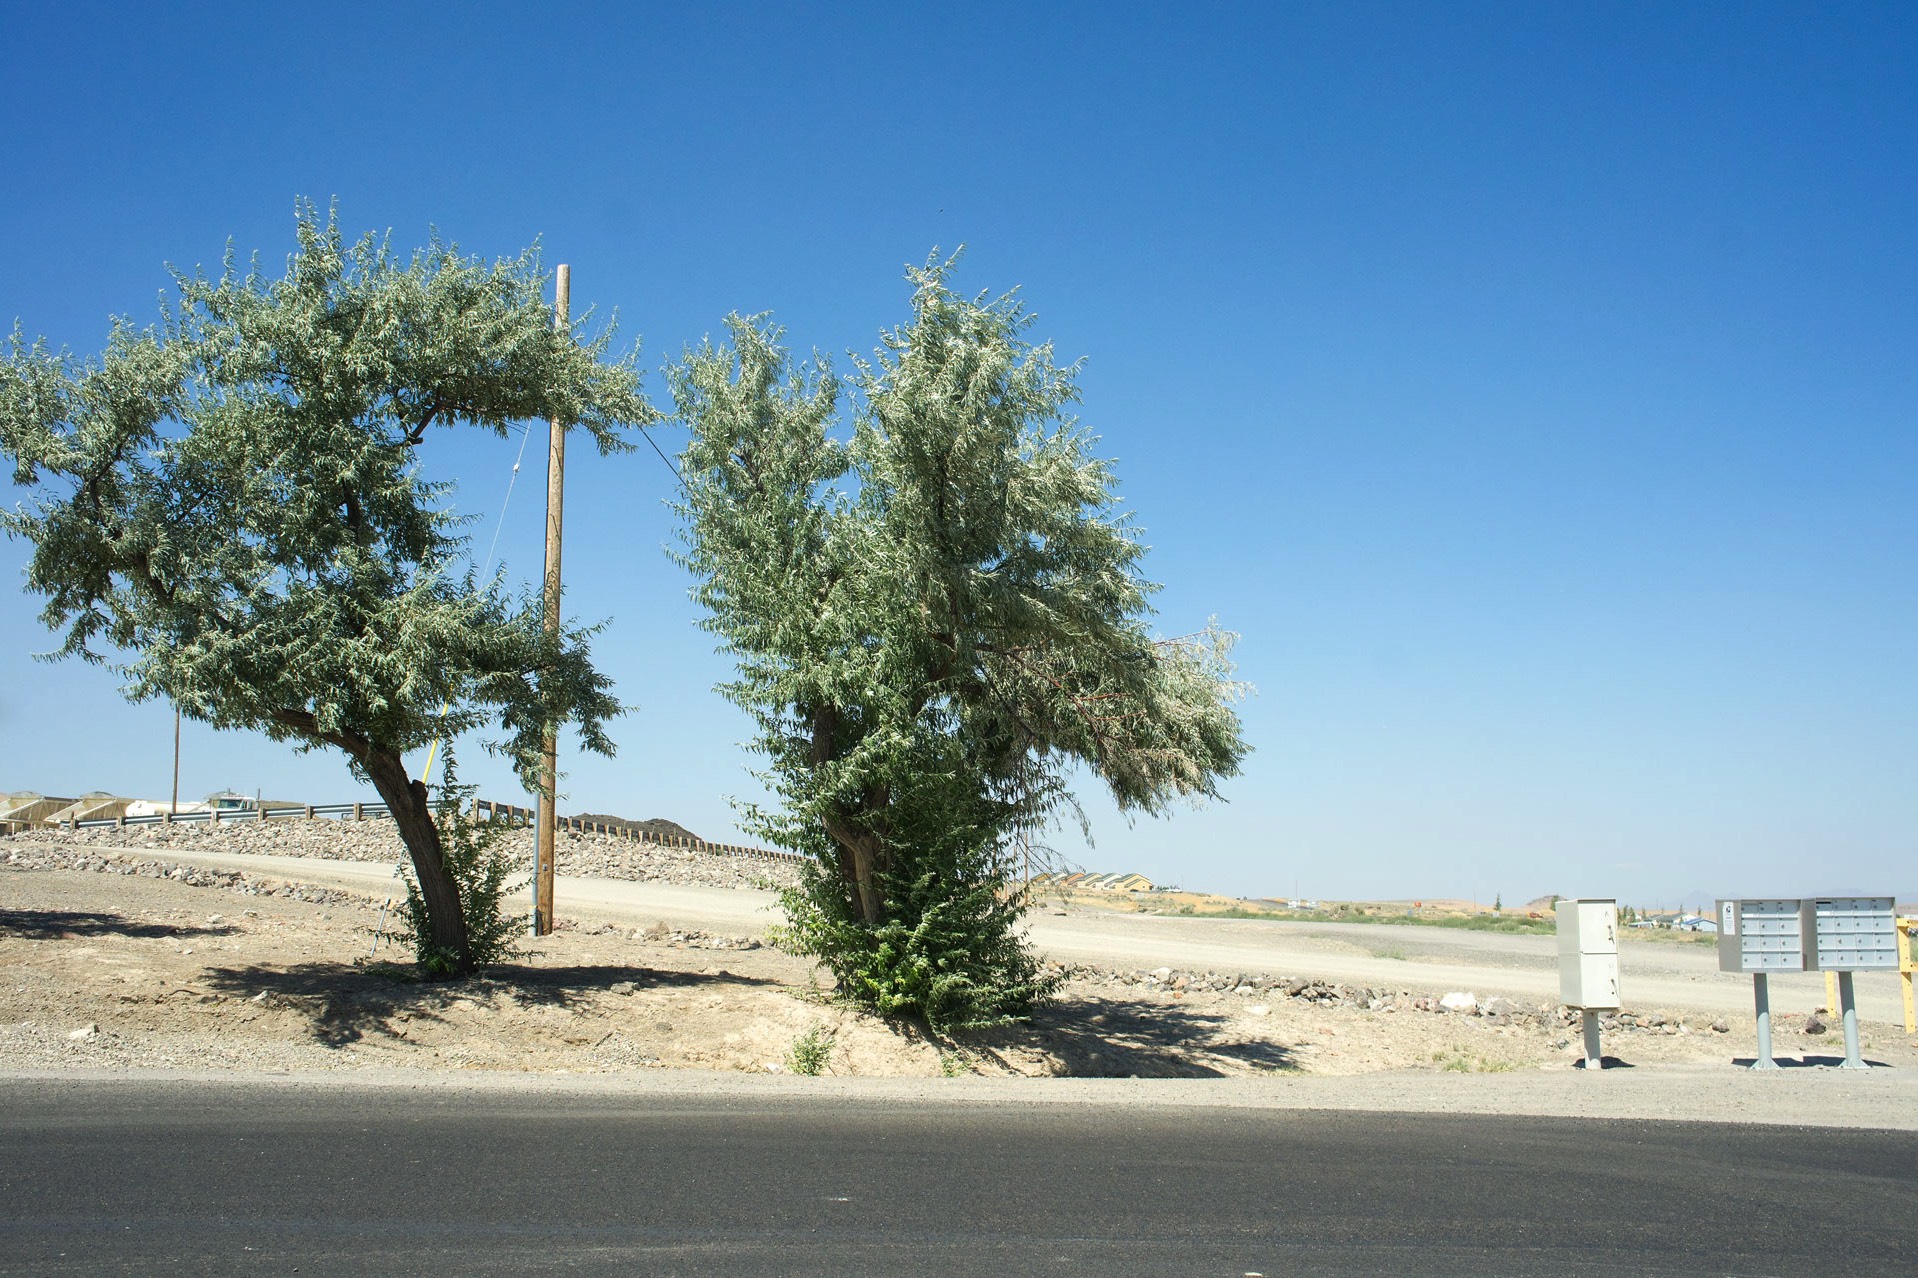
top-left (199, 961), bottom-right (777, 1049)
top-left (967, 994), bottom-right (1300, 1078)
top-left (0, 908), bottom-right (228, 941)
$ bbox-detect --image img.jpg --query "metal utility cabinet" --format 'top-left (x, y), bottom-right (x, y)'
top-left (1558, 899), bottom-right (1621, 1008)
top-left (1557, 899), bottom-right (1620, 1069)
top-left (1717, 899), bottom-right (1813, 976)
top-left (1806, 897), bottom-right (1899, 972)
top-left (1717, 896), bottom-right (1897, 1070)
top-left (1807, 897), bottom-right (1897, 1070)
top-left (1716, 899), bottom-right (1811, 1070)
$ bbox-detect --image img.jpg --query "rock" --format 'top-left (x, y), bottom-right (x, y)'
top-left (1284, 977), bottom-right (1311, 996)
top-left (1804, 1016), bottom-right (1827, 1035)
top-left (1710, 1019), bottom-right (1730, 1033)
top-left (609, 981), bottom-right (636, 996)
top-left (206, 914), bottom-right (223, 924)
top-left (1245, 1004), bottom-right (1270, 1017)
top-left (67, 1023), bottom-right (98, 1041)
top-left (1439, 992), bottom-right (1477, 1014)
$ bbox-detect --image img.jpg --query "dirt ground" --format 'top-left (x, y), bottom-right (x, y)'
top-left (6, 857), bottom-right (1915, 1082)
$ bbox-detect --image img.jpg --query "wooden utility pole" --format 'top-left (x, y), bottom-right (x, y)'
top-left (535, 265), bottom-right (570, 935)
top-left (171, 706), bottom-right (180, 815)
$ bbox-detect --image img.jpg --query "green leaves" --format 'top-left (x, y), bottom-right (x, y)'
top-left (0, 202), bottom-right (650, 789)
top-left (673, 250), bottom-right (1250, 1027)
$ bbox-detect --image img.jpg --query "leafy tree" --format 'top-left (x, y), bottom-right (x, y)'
top-left (671, 254), bottom-right (1247, 1028)
top-left (0, 205), bottom-right (654, 975)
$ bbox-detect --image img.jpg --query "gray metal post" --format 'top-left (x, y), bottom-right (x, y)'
top-left (1751, 973), bottom-right (1780, 1070)
top-left (1837, 971), bottom-right (1867, 1069)
top-left (529, 820), bottom-right (543, 936)
top-left (1580, 1009), bottom-right (1603, 1069)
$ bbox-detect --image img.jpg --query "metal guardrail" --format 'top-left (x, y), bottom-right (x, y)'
top-left (473, 798), bottom-right (805, 865)
top-left (64, 802), bottom-right (393, 830)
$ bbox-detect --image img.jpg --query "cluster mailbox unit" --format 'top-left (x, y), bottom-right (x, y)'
top-left (1717, 896), bottom-right (1897, 1069)
top-left (1557, 899), bottom-right (1620, 1069)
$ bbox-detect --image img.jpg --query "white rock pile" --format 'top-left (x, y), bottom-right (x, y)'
top-left (0, 841), bottom-right (375, 907)
top-left (2, 817), bottom-right (803, 892)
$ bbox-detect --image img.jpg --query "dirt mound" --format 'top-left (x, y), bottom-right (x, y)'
top-left (573, 814), bottom-right (702, 843)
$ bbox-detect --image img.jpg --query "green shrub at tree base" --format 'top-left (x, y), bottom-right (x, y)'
top-left (777, 849), bottom-right (1061, 1036)
top-left (398, 763), bottom-right (525, 977)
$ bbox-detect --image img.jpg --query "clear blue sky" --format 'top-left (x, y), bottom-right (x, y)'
top-left (3, 3), bottom-right (1913, 910)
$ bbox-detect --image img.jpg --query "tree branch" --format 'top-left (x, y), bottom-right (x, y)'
top-left (270, 706), bottom-right (373, 763)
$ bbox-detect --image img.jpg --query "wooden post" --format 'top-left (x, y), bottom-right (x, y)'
top-left (171, 705), bottom-right (180, 816)
top-left (535, 264), bottom-right (570, 936)
top-left (1898, 917), bottom-right (1916, 1035)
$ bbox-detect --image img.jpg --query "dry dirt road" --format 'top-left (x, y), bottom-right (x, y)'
top-left (131, 847), bottom-right (1907, 1023)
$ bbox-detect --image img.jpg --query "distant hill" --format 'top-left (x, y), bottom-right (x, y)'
top-left (573, 814), bottom-right (703, 844)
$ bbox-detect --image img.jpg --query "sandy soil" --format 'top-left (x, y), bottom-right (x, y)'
top-left (8, 844), bottom-right (1915, 1101)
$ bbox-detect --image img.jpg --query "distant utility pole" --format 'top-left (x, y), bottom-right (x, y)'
top-left (534, 264), bottom-right (570, 936)
top-left (171, 705), bottom-right (180, 815)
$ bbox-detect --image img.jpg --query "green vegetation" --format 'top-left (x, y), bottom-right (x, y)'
top-left (1136, 896), bottom-right (1719, 945)
top-left (671, 255), bottom-right (1247, 1032)
top-left (1153, 902), bottom-right (1557, 934)
top-left (786, 1024), bottom-right (834, 1076)
top-left (1372, 913), bottom-right (1556, 936)
top-left (398, 762), bottom-right (524, 975)
top-left (1435, 1048), bottom-right (1517, 1074)
top-left (0, 205), bottom-right (652, 976)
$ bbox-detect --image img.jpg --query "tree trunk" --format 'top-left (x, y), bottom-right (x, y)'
top-left (823, 812), bottom-right (885, 925)
top-left (811, 703), bottom-right (879, 924)
top-left (362, 747), bottom-right (471, 974)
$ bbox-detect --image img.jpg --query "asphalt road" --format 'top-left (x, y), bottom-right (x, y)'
top-left (1, 1079), bottom-right (1911, 1276)
top-left (140, 849), bottom-right (1907, 1021)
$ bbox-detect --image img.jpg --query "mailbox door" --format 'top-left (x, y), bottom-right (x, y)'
top-left (1557, 899), bottom-right (1619, 956)
top-left (1576, 901), bottom-right (1618, 952)
top-left (1560, 952), bottom-right (1621, 1009)
top-left (1733, 899), bottom-right (1809, 973)
top-left (1718, 901), bottom-right (1802, 970)
top-left (1809, 897), bottom-right (1900, 971)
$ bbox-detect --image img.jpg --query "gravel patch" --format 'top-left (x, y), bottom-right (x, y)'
top-left (4, 817), bottom-right (803, 892)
